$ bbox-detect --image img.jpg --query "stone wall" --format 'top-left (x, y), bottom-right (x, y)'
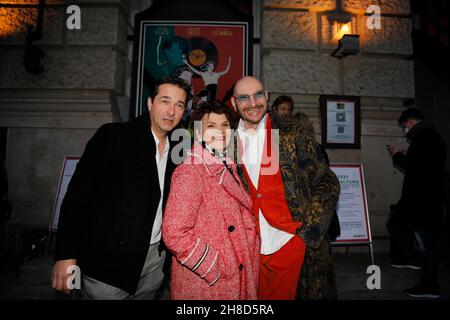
top-left (262, 0), bottom-right (414, 239)
top-left (0, 0), bottom-right (418, 244)
top-left (0, 0), bottom-right (131, 228)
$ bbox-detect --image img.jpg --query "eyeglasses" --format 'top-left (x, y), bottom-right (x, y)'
top-left (234, 90), bottom-right (266, 105)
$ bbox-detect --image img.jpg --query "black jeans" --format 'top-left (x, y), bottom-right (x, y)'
top-left (415, 231), bottom-right (440, 289)
top-left (387, 216), bottom-right (418, 262)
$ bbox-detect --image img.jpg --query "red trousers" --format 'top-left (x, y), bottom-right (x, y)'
top-left (259, 235), bottom-right (306, 300)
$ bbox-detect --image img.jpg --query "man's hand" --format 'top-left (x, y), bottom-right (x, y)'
top-left (51, 259), bottom-right (77, 294)
top-left (387, 145), bottom-right (403, 156)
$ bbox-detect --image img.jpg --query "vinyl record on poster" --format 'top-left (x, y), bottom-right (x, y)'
top-left (187, 37), bottom-right (219, 71)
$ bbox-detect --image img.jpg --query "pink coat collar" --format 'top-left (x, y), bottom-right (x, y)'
top-left (186, 142), bottom-right (252, 211)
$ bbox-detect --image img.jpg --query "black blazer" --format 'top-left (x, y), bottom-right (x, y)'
top-left (55, 113), bottom-right (179, 294)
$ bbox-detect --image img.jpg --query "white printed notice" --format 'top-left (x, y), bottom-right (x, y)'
top-left (330, 163), bottom-right (372, 244)
top-left (49, 156), bottom-right (80, 232)
top-left (326, 100), bottom-right (355, 144)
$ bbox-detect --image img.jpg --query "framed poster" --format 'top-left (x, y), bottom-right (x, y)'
top-left (132, 20), bottom-right (249, 121)
top-left (49, 156), bottom-right (80, 232)
top-left (329, 163), bottom-right (372, 245)
top-left (320, 95), bottom-right (361, 149)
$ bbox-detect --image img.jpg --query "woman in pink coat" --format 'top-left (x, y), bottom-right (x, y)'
top-left (162, 101), bottom-right (260, 300)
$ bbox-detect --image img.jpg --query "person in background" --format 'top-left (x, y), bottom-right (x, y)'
top-left (386, 202), bottom-right (421, 271)
top-left (51, 77), bottom-right (190, 299)
top-left (271, 95), bottom-right (294, 118)
top-left (162, 101), bottom-right (259, 300)
top-left (387, 108), bottom-right (446, 299)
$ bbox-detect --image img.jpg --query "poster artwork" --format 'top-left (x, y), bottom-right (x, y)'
top-left (137, 22), bottom-right (248, 123)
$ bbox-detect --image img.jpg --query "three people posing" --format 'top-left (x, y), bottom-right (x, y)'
top-left (53, 75), bottom-right (340, 300)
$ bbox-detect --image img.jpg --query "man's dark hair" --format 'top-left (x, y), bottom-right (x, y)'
top-left (190, 100), bottom-right (240, 129)
top-left (271, 95), bottom-right (294, 112)
top-left (398, 108), bottom-right (425, 125)
top-left (151, 76), bottom-right (191, 106)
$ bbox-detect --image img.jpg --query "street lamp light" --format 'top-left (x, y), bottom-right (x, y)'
top-left (0, 0), bottom-right (47, 74)
top-left (327, 0), bottom-right (360, 59)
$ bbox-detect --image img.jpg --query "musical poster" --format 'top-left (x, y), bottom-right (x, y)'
top-left (134, 21), bottom-right (249, 121)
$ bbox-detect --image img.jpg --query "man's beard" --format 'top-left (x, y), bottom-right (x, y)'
top-left (238, 103), bottom-right (267, 124)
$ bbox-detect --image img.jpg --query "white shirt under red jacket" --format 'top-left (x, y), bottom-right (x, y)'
top-left (237, 114), bottom-right (300, 254)
top-left (238, 114), bottom-right (300, 255)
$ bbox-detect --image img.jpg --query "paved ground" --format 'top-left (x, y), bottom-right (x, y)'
top-left (1, 248), bottom-right (449, 300)
top-left (333, 250), bottom-right (449, 300)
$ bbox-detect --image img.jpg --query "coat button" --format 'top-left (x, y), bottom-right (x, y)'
top-left (118, 241), bottom-right (124, 247)
top-left (239, 264), bottom-right (243, 271)
top-left (228, 225), bottom-right (235, 232)
top-left (256, 193), bottom-right (262, 199)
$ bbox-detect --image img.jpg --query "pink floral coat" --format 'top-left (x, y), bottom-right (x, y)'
top-left (162, 142), bottom-right (260, 300)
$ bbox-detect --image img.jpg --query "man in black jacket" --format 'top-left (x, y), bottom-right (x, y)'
top-left (51, 76), bottom-right (190, 299)
top-left (388, 108), bottom-right (446, 299)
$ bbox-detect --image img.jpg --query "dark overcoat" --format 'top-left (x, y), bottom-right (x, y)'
top-left (394, 121), bottom-right (446, 232)
top-left (55, 112), bottom-right (178, 294)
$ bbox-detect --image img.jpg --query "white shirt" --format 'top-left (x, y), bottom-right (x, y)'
top-left (237, 115), bottom-right (294, 255)
top-left (150, 129), bottom-right (169, 244)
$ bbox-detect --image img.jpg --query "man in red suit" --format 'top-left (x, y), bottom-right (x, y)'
top-left (231, 76), bottom-right (340, 300)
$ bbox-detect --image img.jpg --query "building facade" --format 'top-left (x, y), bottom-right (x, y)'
top-left (0, 0), bottom-right (447, 255)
